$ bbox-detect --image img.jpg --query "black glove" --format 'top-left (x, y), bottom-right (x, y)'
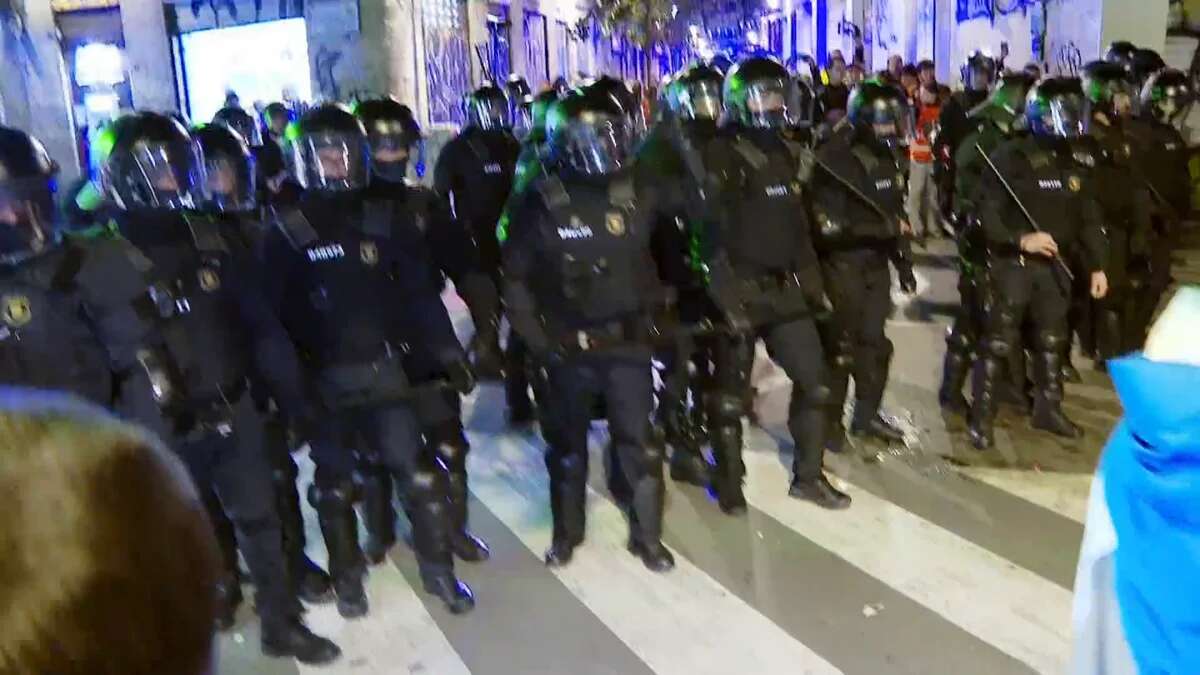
top-left (898, 265), bottom-right (918, 294)
top-left (445, 358), bottom-right (477, 395)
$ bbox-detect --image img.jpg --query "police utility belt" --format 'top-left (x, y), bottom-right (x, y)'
top-left (738, 269), bottom-right (811, 322)
top-left (315, 341), bottom-right (412, 410)
top-left (557, 316), bottom-right (657, 353)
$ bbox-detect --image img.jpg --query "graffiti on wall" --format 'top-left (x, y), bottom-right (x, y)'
top-left (956, 0), bottom-right (1041, 24)
top-left (424, 0), bottom-right (470, 124)
top-left (0, 0), bottom-right (41, 76)
top-left (1053, 39), bottom-right (1082, 75)
top-left (314, 45), bottom-right (344, 100)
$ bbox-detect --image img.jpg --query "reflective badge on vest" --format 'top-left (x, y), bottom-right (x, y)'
top-left (764, 184), bottom-right (789, 197)
top-left (1166, 142), bottom-right (1179, 151)
top-left (361, 240), bottom-right (379, 266)
top-left (1038, 179), bottom-right (1064, 191)
top-left (307, 243), bottom-right (346, 262)
top-left (484, 163), bottom-right (504, 175)
top-left (2, 294), bottom-right (31, 328)
top-left (198, 267), bottom-right (221, 292)
top-left (605, 212), bottom-right (626, 237)
top-left (1068, 175), bottom-right (1082, 192)
top-left (559, 215), bottom-right (593, 240)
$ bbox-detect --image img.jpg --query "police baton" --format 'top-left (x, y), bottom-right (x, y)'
top-left (809, 152), bottom-right (899, 228)
top-left (973, 143), bottom-right (1075, 282)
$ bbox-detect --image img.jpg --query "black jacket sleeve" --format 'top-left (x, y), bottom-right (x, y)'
top-left (501, 189), bottom-right (552, 354)
top-left (978, 143), bottom-right (1025, 253)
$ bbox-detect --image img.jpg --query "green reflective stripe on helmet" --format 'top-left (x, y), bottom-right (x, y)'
top-left (74, 181), bottom-right (103, 211)
top-left (496, 212), bottom-right (509, 244)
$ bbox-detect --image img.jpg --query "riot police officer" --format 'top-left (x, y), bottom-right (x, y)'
top-left (213, 105), bottom-right (263, 147)
top-left (940, 73), bottom-right (1036, 415)
top-left (102, 112), bottom-right (340, 663)
top-left (358, 97), bottom-right (493, 564)
top-left (192, 123), bottom-right (335, 607)
top-left (262, 104), bottom-right (476, 616)
top-left (1127, 69), bottom-right (1193, 340)
top-left (501, 83), bottom-right (676, 570)
top-left (810, 81), bottom-right (916, 450)
top-left (969, 79), bottom-right (1109, 449)
top-left (434, 85), bottom-right (520, 379)
top-left (1081, 61), bottom-right (1152, 368)
top-left (0, 126), bottom-right (159, 414)
top-left (497, 88), bottom-right (562, 425)
top-left (936, 50), bottom-right (997, 219)
top-left (701, 56), bottom-right (848, 511)
top-left (636, 62), bottom-right (730, 487)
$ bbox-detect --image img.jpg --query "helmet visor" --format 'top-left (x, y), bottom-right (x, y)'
top-left (216, 115), bottom-right (262, 147)
top-left (106, 139), bottom-right (205, 210)
top-left (294, 132), bottom-right (368, 192)
top-left (741, 78), bottom-right (799, 128)
top-left (675, 80), bottom-right (722, 121)
top-left (557, 113), bottom-right (633, 175)
top-left (512, 100), bottom-right (534, 141)
top-left (866, 98), bottom-right (914, 146)
top-left (1041, 95), bottom-right (1088, 138)
top-left (467, 95), bottom-right (513, 131)
top-left (202, 153), bottom-right (256, 212)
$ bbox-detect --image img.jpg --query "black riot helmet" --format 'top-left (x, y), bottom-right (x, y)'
top-left (193, 124), bottom-right (256, 213)
top-left (464, 84), bottom-right (513, 131)
top-left (546, 83), bottom-right (634, 176)
top-left (520, 89), bottom-right (561, 144)
top-left (262, 102), bottom-right (292, 137)
top-left (664, 62), bottom-right (724, 123)
top-left (1131, 48), bottom-right (1167, 89)
top-left (989, 72), bottom-right (1038, 116)
top-left (99, 112), bottom-right (205, 211)
top-left (961, 50), bottom-right (998, 92)
top-left (847, 80), bottom-right (913, 147)
top-left (588, 75), bottom-right (646, 139)
top-left (355, 97), bottom-right (420, 183)
top-left (1082, 60), bottom-right (1138, 120)
top-left (506, 75), bottom-right (532, 103)
top-left (212, 106), bottom-right (262, 147)
top-left (1025, 77), bottom-right (1088, 139)
top-left (1141, 68), bottom-right (1194, 125)
top-left (293, 103), bottom-right (369, 192)
top-left (0, 127), bottom-right (58, 262)
top-left (1105, 41), bottom-right (1138, 72)
top-left (723, 56), bottom-right (803, 129)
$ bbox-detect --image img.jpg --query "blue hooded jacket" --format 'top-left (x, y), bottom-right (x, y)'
top-left (1103, 355), bottom-right (1200, 674)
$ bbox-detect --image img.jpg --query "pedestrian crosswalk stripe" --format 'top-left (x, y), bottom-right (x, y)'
top-left (466, 433), bottom-right (844, 675)
top-left (739, 436), bottom-right (1072, 674)
top-left (958, 467), bottom-right (1091, 524)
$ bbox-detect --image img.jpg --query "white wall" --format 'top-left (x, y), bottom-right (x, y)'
top-left (1101, 0), bottom-right (1169, 54)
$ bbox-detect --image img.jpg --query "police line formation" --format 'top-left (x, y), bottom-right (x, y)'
top-left (0, 41), bottom-right (1190, 666)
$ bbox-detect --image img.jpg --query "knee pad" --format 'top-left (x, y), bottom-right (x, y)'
top-left (404, 468), bottom-right (442, 502)
top-left (432, 432), bottom-right (469, 473)
top-left (803, 383), bottom-right (832, 407)
top-left (308, 481), bottom-right (358, 509)
top-left (1037, 331), bottom-right (1068, 354)
top-left (708, 393), bottom-right (744, 424)
top-left (984, 336), bottom-right (1012, 359)
top-left (637, 445), bottom-right (665, 474)
top-left (945, 327), bottom-right (973, 355)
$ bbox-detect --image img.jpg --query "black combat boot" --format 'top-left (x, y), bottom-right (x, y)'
top-left (261, 616), bottom-right (342, 665)
top-left (938, 349), bottom-right (972, 415)
top-left (968, 355), bottom-right (1003, 449)
top-left (447, 473), bottom-right (491, 562)
top-left (849, 414), bottom-right (905, 443)
top-left (272, 450), bottom-right (332, 604)
top-left (470, 321), bottom-right (505, 380)
top-left (1031, 350), bottom-right (1083, 439)
top-left (788, 474), bottom-right (851, 509)
top-left (545, 450), bottom-right (587, 566)
top-left (404, 466), bottom-right (477, 614)
top-left (660, 395), bottom-right (710, 486)
top-left (1094, 308), bottom-right (1123, 373)
top-left (627, 453), bottom-right (675, 573)
top-left (710, 424), bottom-right (747, 515)
top-left (214, 571), bottom-right (243, 631)
top-left (359, 466), bottom-right (397, 565)
top-left (309, 483), bottom-right (369, 619)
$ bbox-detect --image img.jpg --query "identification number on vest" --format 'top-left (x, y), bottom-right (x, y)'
top-left (307, 243), bottom-right (346, 262)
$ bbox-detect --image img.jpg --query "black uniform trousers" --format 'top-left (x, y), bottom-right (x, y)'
top-left (977, 258), bottom-right (1070, 415)
top-left (539, 350), bottom-right (661, 546)
top-left (175, 395), bottom-right (300, 626)
top-left (309, 401), bottom-right (454, 573)
top-left (823, 248), bottom-right (894, 428)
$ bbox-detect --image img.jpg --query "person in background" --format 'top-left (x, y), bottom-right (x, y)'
top-left (0, 390), bottom-right (222, 675)
top-left (847, 62), bottom-right (867, 86)
top-left (225, 91), bottom-right (240, 110)
top-left (819, 56), bottom-right (851, 125)
top-left (900, 64), bottom-right (920, 100)
top-left (907, 81), bottom-right (943, 242)
top-left (887, 54), bottom-right (904, 83)
top-left (1024, 63), bottom-right (1043, 81)
top-left (1071, 286), bottom-right (1200, 674)
top-left (918, 60), bottom-right (937, 88)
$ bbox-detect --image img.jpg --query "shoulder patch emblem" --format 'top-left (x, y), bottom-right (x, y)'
top-left (198, 267), bottom-right (221, 292)
top-left (2, 294), bottom-right (31, 327)
top-left (605, 212), bottom-right (626, 237)
top-left (1067, 175), bottom-right (1082, 192)
top-left (361, 240), bottom-right (379, 266)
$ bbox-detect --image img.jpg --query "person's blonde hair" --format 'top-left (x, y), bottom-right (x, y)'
top-left (0, 393), bottom-right (220, 675)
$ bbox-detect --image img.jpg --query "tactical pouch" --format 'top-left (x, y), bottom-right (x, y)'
top-left (740, 273), bottom-right (810, 325)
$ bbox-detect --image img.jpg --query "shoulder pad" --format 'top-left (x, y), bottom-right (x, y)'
top-left (535, 176), bottom-right (571, 211)
top-left (731, 138), bottom-right (769, 171)
top-left (850, 144), bottom-right (881, 173)
top-left (275, 207), bottom-right (320, 250)
top-left (1072, 149), bottom-right (1096, 168)
top-left (608, 176), bottom-right (636, 209)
